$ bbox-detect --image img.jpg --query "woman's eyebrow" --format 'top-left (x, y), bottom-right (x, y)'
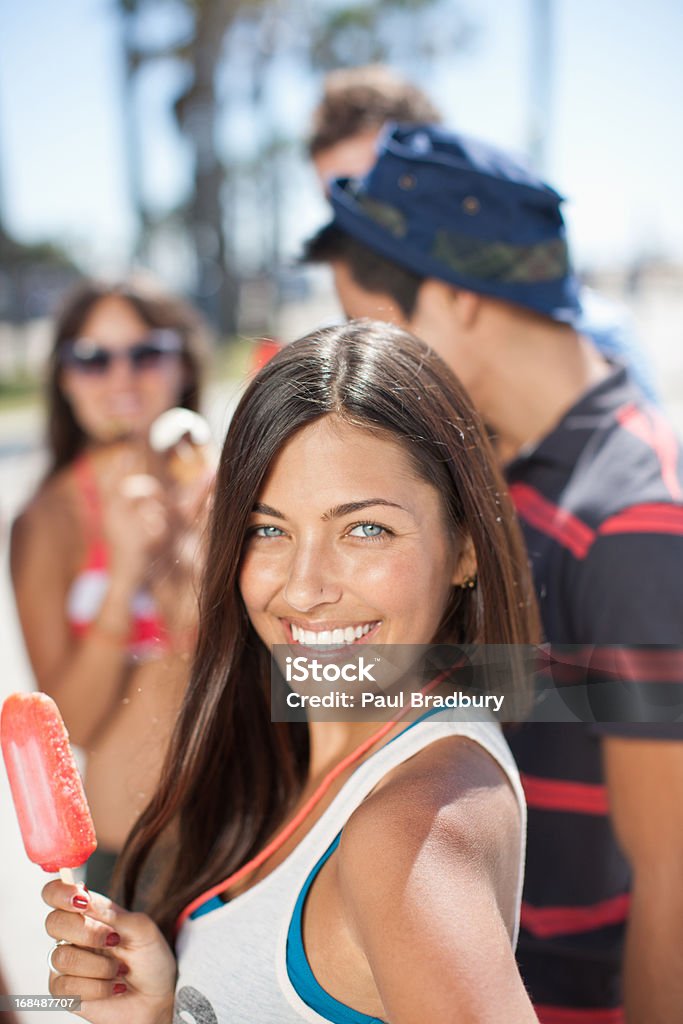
top-left (322, 499), bottom-right (408, 520)
top-left (253, 502), bottom-right (285, 518)
top-left (252, 499), bottom-right (409, 521)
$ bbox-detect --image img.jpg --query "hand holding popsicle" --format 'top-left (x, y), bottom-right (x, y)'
top-left (148, 408), bottom-right (216, 527)
top-left (91, 444), bottom-right (169, 589)
top-left (0, 692), bottom-right (175, 1022)
top-left (148, 408), bottom-right (215, 483)
top-left (43, 881), bottom-right (176, 1024)
top-left (103, 475), bottom-right (169, 589)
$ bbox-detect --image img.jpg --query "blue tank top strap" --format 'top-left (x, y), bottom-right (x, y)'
top-left (190, 895), bottom-right (224, 920)
top-left (284, 708), bottom-right (449, 1023)
top-left (287, 833), bottom-right (385, 1024)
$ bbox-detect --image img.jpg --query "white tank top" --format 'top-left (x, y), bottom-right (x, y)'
top-left (174, 714), bottom-right (525, 1024)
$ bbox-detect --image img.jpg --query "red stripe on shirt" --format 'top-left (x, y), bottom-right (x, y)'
top-left (535, 1005), bottom-right (624, 1024)
top-left (537, 646), bottom-right (683, 684)
top-left (617, 403), bottom-right (683, 501)
top-left (651, 408), bottom-right (683, 501)
top-left (521, 893), bottom-right (630, 938)
top-left (521, 773), bottom-right (609, 815)
top-left (509, 483), bottom-right (596, 558)
top-left (584, 646), bottom-right (683, 683)
top-left (616, 403), bottom-right (654, 444)
top-left (599, 503), bottom-right (683, 538)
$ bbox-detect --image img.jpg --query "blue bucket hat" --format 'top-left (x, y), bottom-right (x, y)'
top-left (327, 124), bottom-right (582, 323)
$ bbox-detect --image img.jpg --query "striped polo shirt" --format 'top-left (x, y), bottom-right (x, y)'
top-left (505, 366), bottom-right (683, 1024)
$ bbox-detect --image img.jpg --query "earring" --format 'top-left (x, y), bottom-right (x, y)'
top-left (458, 574), bottom-right (477, 589)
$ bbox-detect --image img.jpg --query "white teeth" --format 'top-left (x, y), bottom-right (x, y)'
top-left (289, 621), bottom-right (378, 645)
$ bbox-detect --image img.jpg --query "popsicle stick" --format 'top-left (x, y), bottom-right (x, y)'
top-left (59, 868), bottom-right (75, 884)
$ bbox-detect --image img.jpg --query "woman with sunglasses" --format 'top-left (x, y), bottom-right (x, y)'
top-left (43, 322), bottom-right (540, 1022)
top-left (11, 278), bottom-right (209, 895)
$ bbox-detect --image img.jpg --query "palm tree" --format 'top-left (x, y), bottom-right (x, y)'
top-left (117, 0), bottom-right (266, 333)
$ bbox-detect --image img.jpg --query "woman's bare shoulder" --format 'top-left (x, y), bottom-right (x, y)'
top-left (334, 736), bottom-right (532, 1021)
top-left (341, 732), bottom-right (520, 881)
top-left (11, 469), bottom-right (82, 570)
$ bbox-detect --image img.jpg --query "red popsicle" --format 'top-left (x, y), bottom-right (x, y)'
top-left (1, 692), bottom-right (97, 877)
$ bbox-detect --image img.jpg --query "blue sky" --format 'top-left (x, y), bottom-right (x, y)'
top-left (0, 0), bottom-right (682, 273)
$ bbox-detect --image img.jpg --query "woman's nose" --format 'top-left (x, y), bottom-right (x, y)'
top-left (282, 542), bottom-right (342, 612)
top-left (105, 351), bottom-right (137, 386)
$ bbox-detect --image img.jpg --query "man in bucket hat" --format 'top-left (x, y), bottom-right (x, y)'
top-left (305, 124), bottom-right (683, 1023)
top-left (308, 65), bottom-right (660, 403)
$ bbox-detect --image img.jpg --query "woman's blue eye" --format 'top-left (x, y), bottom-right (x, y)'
top-left (253, 525), bottom-right (285, 538)
top-left (348, 523), bottom-right (386, 538)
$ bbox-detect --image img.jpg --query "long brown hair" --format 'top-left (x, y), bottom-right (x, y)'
top-left (45, 278), bottom-right (206, 475)
top-left (119, 320), bottom-right (538, 940)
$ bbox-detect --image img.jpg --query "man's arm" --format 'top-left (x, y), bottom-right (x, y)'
top-left (577, 527), bottom-right (683, 1023)
top-left (603, 736), bottom-right (683, 1024)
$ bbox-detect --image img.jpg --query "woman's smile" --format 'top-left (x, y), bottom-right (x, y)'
top-left (285, 619), bottom-right (382, 649)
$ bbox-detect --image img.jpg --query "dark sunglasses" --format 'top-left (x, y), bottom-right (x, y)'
top-left (60, 329), bottom-right (183, 375)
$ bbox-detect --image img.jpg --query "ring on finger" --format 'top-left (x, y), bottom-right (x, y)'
top-left (48, 940), bottom-right (71, 975)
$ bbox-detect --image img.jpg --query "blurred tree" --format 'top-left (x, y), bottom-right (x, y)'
top-left (119, 2), bottom-right (153, 264)
top-left (173, 1), bottom-right (272, 334)
top-left (0, 78), bottom-right (81, 325)
top-left (0, 232), bottom-right (80, 323)
top-left (118, 0), bottom-right (267, 335)
top-left (305, 0), bottom-right (475, 71)
top-left (116, 0), bottom-right (474, 336)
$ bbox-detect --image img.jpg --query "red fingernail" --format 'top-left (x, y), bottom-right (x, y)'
top-left (105, 932), bottom-right (121, 947)
top-left (71, 894), bottom-right (89, 910)
top-left (113, 983), bottom-right (127, 995)
top-left (116, 963), bottom-right (129, 977)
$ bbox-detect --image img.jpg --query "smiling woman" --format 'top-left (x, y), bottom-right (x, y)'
top-left (42, 321), bottom-right (540, 1024)
top-left (10, 278), bottom-right (211, 896)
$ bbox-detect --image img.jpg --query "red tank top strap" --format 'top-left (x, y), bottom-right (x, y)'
top-left (72, 454), bottom-right (108, 572)
top-left (70, 452), bottom-right (174, 658)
